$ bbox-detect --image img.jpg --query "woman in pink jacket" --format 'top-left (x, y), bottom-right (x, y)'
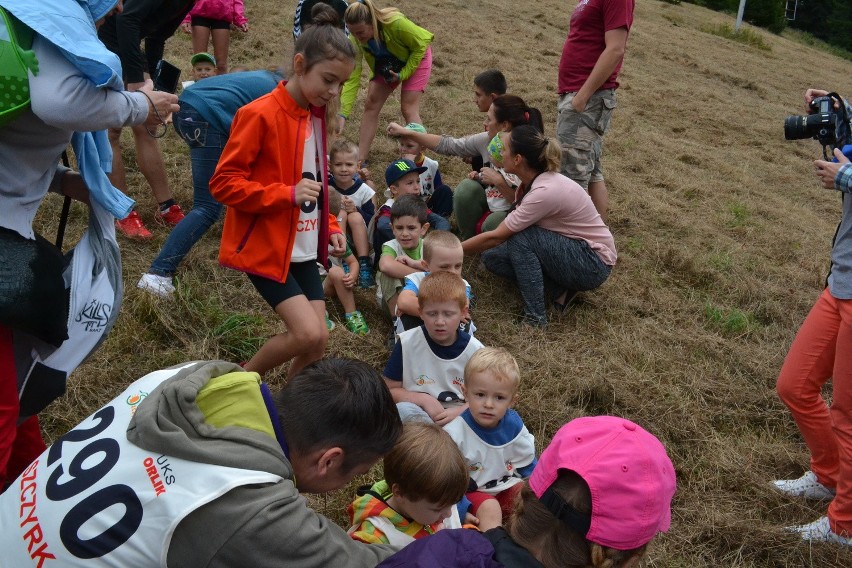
top-left (181, 0), bottom-right (249, 75)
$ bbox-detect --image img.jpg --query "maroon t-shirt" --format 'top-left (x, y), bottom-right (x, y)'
top-left (557, 0), bottom-right (634, 94)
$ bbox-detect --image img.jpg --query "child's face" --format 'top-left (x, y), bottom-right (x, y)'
top-left (389, 172), bottom-right (421, 198)
top-left (398, 137), bottom-right (423, 158)
top-left (193, 62), bottom-right (216, 81)
top-left (391, 215), bottom-right (427, 251)
top-left (473, 86), bottom-right (494, 113)
top-left (330, 150), bottom-right (359, 185)
top-left (419, 299), bottom-right (467, 346)
top-left (462, 370), bottom-right (517, 429)
top-left (393, 493), bottom-right (454, 526)
top-left (291, 55), bottom-right (354, 108)
top-left (424, 245), bottom-right (463, 276)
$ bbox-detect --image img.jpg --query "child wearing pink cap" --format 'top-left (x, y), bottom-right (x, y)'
top-left (376, 415), bottom-right (677, 568)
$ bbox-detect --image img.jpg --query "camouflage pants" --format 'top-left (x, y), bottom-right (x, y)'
top-left (556, 89), bottom-right (617, 189)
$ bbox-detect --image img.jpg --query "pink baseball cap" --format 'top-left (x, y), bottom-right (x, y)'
top-left (529, 416), bottom-right (676, 551)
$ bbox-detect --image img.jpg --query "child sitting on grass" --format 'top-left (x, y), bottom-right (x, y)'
top-left (444, 347), bottom-right (537, 531)
top-left (347, 422), bottom-right (467, 545)
top-left (397, 123), bottom-right (453, 218)
top-left (376, 416), bottom-right (676, 568)
top-left (376, 195), bottom-right (429, 318)
top-left (395, 230), bottom-right (474, 335)
top-left (371, 158), bottom-right (451, 255)
top-left (324, 190), bottom-right (369, 335)
top-left (329, 139), bottom-right (376, 288)
top-left (383, 272), bottom-right (484, 425)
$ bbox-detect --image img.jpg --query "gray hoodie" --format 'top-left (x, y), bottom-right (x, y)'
top-left (127, 361), bottom-right (395, 568)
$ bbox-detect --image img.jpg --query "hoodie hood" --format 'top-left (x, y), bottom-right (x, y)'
top-left (127, 360), bottom-right (292, 479)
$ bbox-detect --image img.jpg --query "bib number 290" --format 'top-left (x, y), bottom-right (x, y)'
top-left (45, 406), bottom-right (143, 559)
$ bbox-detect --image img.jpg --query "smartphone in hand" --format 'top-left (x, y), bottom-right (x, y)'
top-left (153, 60), bottom-right (181, 94)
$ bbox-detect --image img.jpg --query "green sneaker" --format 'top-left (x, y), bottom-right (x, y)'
top-left (325, 310), bottom-right (335, 331)
top-left (344, 310), bottom-right (369, 335)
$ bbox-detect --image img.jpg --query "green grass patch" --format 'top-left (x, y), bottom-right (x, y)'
top-left (704, 302), bottom-right (757, 335)
top-left (783, 28), bottom-right (852, 62)
top-left (728, 202), bottom-right (750, 227)
top-left (708, 250), bottom-right (733, 272)
top-left (701, 23), bottom-right (771, 51)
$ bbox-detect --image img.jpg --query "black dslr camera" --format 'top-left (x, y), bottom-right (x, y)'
top-left (784, 93), bottom-right (843, 150)
top-left (375, 55), bottom-right (402, 83)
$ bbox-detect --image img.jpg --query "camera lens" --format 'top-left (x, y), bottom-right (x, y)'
top-left (784, 115), bottom-right (808, 140)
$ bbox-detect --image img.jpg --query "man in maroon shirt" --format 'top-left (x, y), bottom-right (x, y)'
top-left (557, 0), bottom-right (634, 221)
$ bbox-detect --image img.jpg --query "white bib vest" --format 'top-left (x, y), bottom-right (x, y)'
top-left (444, 415), bottom-right (535, 495)
top-left (417, 156), bottom-right (439, 198)
top-left (399, 327), bottom-right (483, 404)
top-left (0, 364), bottom-right (282, 567)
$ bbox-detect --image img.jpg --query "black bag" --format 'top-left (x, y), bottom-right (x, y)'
top-left (0, 226), bottom-right (69, 347)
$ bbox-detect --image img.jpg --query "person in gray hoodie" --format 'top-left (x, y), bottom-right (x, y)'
top-left (0, 358), bottom-right (403, 567)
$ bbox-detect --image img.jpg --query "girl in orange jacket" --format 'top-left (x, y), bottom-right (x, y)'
top-left (209, 16), bottom-right (356, 377)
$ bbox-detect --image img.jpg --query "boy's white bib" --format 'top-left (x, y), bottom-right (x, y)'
top-left (399, 327), bottom-right (483, 403)
top-left (417, 156), bottom-right (440, 198)
top-left (0, 365), bottom-right (282, 567)
top-left (444, 416), bottom-right (535, 495)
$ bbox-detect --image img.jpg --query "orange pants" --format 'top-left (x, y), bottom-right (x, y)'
top-left (777, 287), bottom-right (852, 534)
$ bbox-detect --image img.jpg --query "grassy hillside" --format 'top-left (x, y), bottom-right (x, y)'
top-left (33, 1), bottom-right (852, 565)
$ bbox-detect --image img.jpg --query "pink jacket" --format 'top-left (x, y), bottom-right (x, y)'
top-left (182, 0), bottom-right (247, 27)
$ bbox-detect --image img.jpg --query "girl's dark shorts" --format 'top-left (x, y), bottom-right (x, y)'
top-left (191, 16), bottom-right (231, 30)
top-left (247, 261), bottom-right (325, 309)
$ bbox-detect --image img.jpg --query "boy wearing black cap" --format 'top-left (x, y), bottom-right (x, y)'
top-left (371, 158), bottom-right (450, 256)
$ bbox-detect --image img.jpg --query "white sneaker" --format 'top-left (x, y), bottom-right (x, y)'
top-left (787, 516), bottom-right (852, 547)
top-left (772, 471), bottom-right (836, 501)
top-left (137, 273), bottom-right (175, 298)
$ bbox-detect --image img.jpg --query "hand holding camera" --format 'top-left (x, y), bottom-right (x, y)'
top-left (814, 148), bottom-right (851, 189)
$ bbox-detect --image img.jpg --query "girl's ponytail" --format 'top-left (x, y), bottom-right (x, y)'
top-left (345, 0), bottom-right (401, 46)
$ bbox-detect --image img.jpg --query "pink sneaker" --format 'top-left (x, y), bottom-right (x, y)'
top-left (115, 211), bottom-right (153, 239)
top-left (156, 204), bottom-right (186, 226)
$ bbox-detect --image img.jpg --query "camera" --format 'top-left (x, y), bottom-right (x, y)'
top-left (784, 95), bottom-right (839, 147)
top-left (375, 56), bottom-right (402, 83)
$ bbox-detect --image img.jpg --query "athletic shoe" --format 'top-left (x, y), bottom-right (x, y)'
top-left (772, 471), bottom-right (836, 501)
top-left (137, 273), bottom-right (175, 298)
top-left (325, 310), bottom-right (336, 331)
top-left (116, 211), bottom-right (153, 239)
top-left (344, 311), bottom-right (369, 335)
top-left (787, 516), bottom-right (852, 547)
top-left (156, 204), bottom-right (186, 226)
top-left (358, 258), bottom-right (376, 288)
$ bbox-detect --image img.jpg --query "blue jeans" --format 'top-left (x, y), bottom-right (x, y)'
top-left (149, 104), bottom-right (227, 277)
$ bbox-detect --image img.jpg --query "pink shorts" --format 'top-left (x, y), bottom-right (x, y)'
top-left (372, 46), bottom-right (432, 92)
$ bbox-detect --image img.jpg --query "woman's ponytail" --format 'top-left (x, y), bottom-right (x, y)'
top-left (509, 125), bottom-right (561, 174)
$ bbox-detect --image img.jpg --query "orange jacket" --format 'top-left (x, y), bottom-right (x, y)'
top-left (210, 82), bottom-right (341, 282)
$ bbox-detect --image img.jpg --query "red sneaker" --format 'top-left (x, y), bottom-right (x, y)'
top-left (115, 210), bottom-right (153, 239)
top-left (156, 204), bottom-right (186, 226)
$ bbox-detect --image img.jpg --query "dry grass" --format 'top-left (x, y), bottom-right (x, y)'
top-left (31, 1), bottom-right (852, 566)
